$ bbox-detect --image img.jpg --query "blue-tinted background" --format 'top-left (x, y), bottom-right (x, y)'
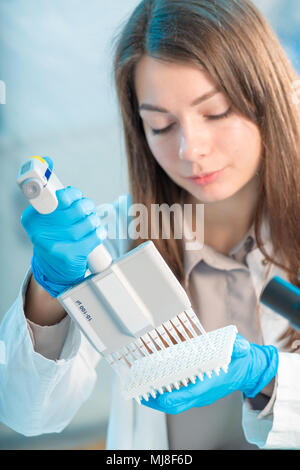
top-left (0, 0), bottom-right (299, 450)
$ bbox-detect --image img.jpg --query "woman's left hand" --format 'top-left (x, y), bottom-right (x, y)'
top-left (141, 334), bottom-right (278, 415)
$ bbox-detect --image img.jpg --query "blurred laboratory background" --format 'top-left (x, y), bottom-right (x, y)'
top-left (0, 0), bottom-right (299, 450)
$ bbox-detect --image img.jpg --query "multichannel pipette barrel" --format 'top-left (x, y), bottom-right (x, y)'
top-left (17, 156), bottom-right (215, 374)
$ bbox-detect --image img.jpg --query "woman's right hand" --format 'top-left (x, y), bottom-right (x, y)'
top-left (21, 186), bottom-right (103, 298)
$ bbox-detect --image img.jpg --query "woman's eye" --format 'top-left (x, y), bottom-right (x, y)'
top-left (151, 124), bottom-right (173, 135)
top-left (150, 107), bottom-right (232, 136)
top-left (207, 106), bottom-right (232, 121)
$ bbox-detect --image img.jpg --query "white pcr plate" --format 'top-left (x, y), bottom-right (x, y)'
top-left (121, 325), bottom-right (238, 403)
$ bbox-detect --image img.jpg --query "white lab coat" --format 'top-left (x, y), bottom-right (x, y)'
top-left (1, 194), bottom-right (300, 450)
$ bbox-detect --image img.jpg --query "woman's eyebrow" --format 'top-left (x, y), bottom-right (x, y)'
top-left (139, 87), bottom-right (220, 114)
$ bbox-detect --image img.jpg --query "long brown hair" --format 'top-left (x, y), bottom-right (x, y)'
top-left (111, 0), bottom-right (300, 349)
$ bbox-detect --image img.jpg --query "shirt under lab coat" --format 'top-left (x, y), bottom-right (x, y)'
top-left (0, 194), bottom-right (300, 450)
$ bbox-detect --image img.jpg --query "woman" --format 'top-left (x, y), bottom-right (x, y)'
top-left (1, 0), bottom-right (300, 450)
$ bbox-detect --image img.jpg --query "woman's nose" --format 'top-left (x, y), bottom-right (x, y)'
top-left (178, 125), bottom-right (212, 162)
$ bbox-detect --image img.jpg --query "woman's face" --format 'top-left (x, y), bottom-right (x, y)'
top-left (134, 55), bottom-right (262, 203)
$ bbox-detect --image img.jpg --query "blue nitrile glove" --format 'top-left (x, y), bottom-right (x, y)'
top-left (141, 334), bottom-right (278, 415)
top-left (21, 170), bottom-right (103, 298)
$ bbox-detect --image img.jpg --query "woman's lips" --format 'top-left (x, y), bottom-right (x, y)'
top-left (189, 168), bottom-right (226, 185)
